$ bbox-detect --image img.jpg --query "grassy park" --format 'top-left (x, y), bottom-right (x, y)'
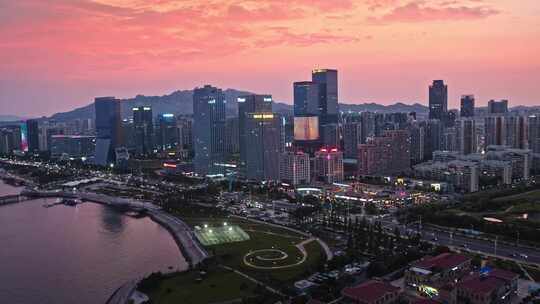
top-left (141, 205), bottom-right (327, 303)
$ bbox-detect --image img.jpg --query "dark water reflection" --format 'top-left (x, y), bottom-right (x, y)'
top-left (0, 182), bottom-right (187, 304)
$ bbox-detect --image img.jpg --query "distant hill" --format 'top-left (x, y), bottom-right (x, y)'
top-left (0, 115), bottom-right (27, 122)
top-left (47, 89), bottom-right (433, 122)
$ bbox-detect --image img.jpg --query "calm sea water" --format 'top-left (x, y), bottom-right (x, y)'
top-left (0, 182), bottom-right (187, 304)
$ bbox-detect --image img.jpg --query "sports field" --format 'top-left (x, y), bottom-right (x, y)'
top-left (195, 224), bottom-right (250, 246)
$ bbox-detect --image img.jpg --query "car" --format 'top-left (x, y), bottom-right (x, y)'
top-left (520, 253), bottom-right (528, 259)
top-left (432, 237), bottom-right (438, 241)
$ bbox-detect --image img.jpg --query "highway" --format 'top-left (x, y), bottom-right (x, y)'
top-left (375, 217), bottom-right (540, 265)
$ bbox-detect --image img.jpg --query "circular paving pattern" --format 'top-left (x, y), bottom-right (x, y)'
top-left (243, 248), bottom-right (306, 270)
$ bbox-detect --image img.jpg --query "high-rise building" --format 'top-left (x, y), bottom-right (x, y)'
top-left (455, 118), bottom-right (477, 155)
top-left (26, 119), bottom-right (39, 153)
top-left (157, 114), bottom-right (178, 151)
top-left (177, 116), bottom-right (193, 151)
top-left (321, 123), bottom-right (339, 148)
top-left (279, 151), bottom-right (310, 186)
top-left (358, 130), bottom-right (410, 176)
top-left (238, 94), bottom-right (272, 166)
top-left (343, 122), bottom-right (362, 159)
top-left (485, 115), bottom-right (528, 150)
top-left (460, 95), bottom-right (475, 118)
top-left (529, 115), bottom-right (540, 154)
top-left (505, 116), bottom-right (528, 149)
top-left (132, 106), bottom-right (153, 155)
top-left (314, 148), bottom-right (344, 183)
top-left (193, 85), bottom-right (227, 175)
top-left (312, 69), bottom-right (338, 125)
top-left (50, 135), bottom-right (96, 158)
top-left (293, 82), bottom-right (320, 117)
top-left (429, 80), bottom-right (448, 120)
top-left (488, 99), bottom-right (508, 115)
top-left (94, 97), bottom-right (122, 166)
top-left (225, 117), bottom-right (240, 156)
top-left (245, 112), bottom-right (282, 181)
top-left (408, 122), bottom-right (425, 165)
top-left (423, 119), bottom-right (444, 160)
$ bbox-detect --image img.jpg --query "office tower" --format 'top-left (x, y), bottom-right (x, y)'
top-left (455, 118), bottom-right (477, 155)
top-left (374, 113), bottom-right (386, 136)
top-left (314, 148), bottom-right (344, 183)
top-left (238, 94), bottom-right (272, 166)
top-left (94, 97), bottom-right (122, 166)
top-left (312, 69), bottom-right (338, 124)
top-left (357, 130), bottom-right (410, 176)
top-left (321, 123), bottom-right (339, 148)
top-left (225, 117), bottom-right (239, 156)
top-left (0, 126), bottom-right (22, 155)
top-left (460, 95), bottom-right (475, 118)
top-left (293, 82), bottom-right (320, 117)
top-left (343, 122), bottom-right (362, 159)
top-left (529, 115), bottom-right (540, 153)
top-left (429, 80), bottom-right (448, 120)
top-left (244, 112), bottom-right (282, 181)
top-left (408, 122), bottom-right (425, 165)
top-left (423, 119), bottom-right (443, 160)
top-left (26, 119), bottom-right (39, 153)
top-left (132, 106), bottom-right (153, 155)
top-left (280, 151), bottom-right (310, 186)
top-left (157, 114), bottom-right (179, 151)
top-left (488, 99), bottom-right (509, 115)
top-left (193, 85), bottom-right (226, 175)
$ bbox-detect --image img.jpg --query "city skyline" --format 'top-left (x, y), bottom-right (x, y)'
top-left (1, 0), bottom-right (539, 117)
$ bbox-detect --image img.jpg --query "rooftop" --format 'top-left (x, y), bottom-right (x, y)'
top-left (342, 280), bottom-right (400, 303)
top-left (412, 253), bottom-right (470, 271)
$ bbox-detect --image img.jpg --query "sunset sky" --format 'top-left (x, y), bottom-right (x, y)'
top-left (1, 0), bottom-right (539, 117)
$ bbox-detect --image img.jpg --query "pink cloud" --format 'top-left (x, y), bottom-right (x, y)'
top-left (369, 1), bottom-right (500, 23)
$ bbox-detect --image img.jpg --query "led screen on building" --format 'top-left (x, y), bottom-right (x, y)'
top-left (294, 116), bottom-right (319, 141)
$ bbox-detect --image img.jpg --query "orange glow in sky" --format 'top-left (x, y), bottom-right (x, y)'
top-left (1, 0), bottom-right (539, 116)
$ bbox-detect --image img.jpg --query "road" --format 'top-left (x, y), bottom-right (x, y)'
top-left (374, 217), bottom-right (540, 265)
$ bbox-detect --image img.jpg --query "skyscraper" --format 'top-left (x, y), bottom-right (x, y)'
top-left (488, 99), bottom-right (508, 115)
top-left (238, 94), bottom-right (272, 167)
top-left (94, 97), bottom-right (121, 166)
top-left (484, 116), bottom-right (506, 147)
top-left (455, 118), bottom-right (476, 155)
top-left (279, 151), bottom-right (310, 186)
top-left (460, 95), bottom-right (475, 118)
top-left (193, 85), bottom-right (226, 175)
top-left (293, 82), bottom-right (319, 117)
top-left (429, 80), bottom-right (448, 120)
top-left (26, 119), bottom-right (39, 153)
top-left (314, 148), bottom-right (344, 183)
top-left (312, 69), bottom-right (338, 125)
top-left (132, 106), bottom-right (153, 155)
top-left (157, 114), bottom-right (178, 151)
top-left (245, 112), bottom-right (282, 181)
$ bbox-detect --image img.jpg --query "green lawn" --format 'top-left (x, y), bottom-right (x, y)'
top-left (492, 189), bottom-right (540, 203)
top-left (146, 268), bottom-right (259, 304)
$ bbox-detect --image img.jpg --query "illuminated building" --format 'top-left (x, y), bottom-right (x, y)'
top-left (485, 145), bottom-right (531, 180)
top-left (193, 85), bottom-right (227, 175)
top-left (312, 69), bottom-right (338, 125)
top-left (279, 151), bottom-right (310, 186)
top-left (429, 80), bottom-right (448, 121)
top-left (50, 135), bottom-right (96, 158)
top-left (238, 94), bottom-right (272, 167)
top-left (132, 106), bottom-right (153, 155)
top-left (358, 130), bottom-right (410, 176)
top-left (245, 112), bottom-right (282, 181)
top-left (314, 147), bottom-right (343, 183)
top-left (413, 160), bottom-right (479, 192)
top-left (157, 113), bottom-right (178, 151)
top-left (293, 81), bottom-right (319, 117)
top-left (294, 116), bottom-right (319, 141)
